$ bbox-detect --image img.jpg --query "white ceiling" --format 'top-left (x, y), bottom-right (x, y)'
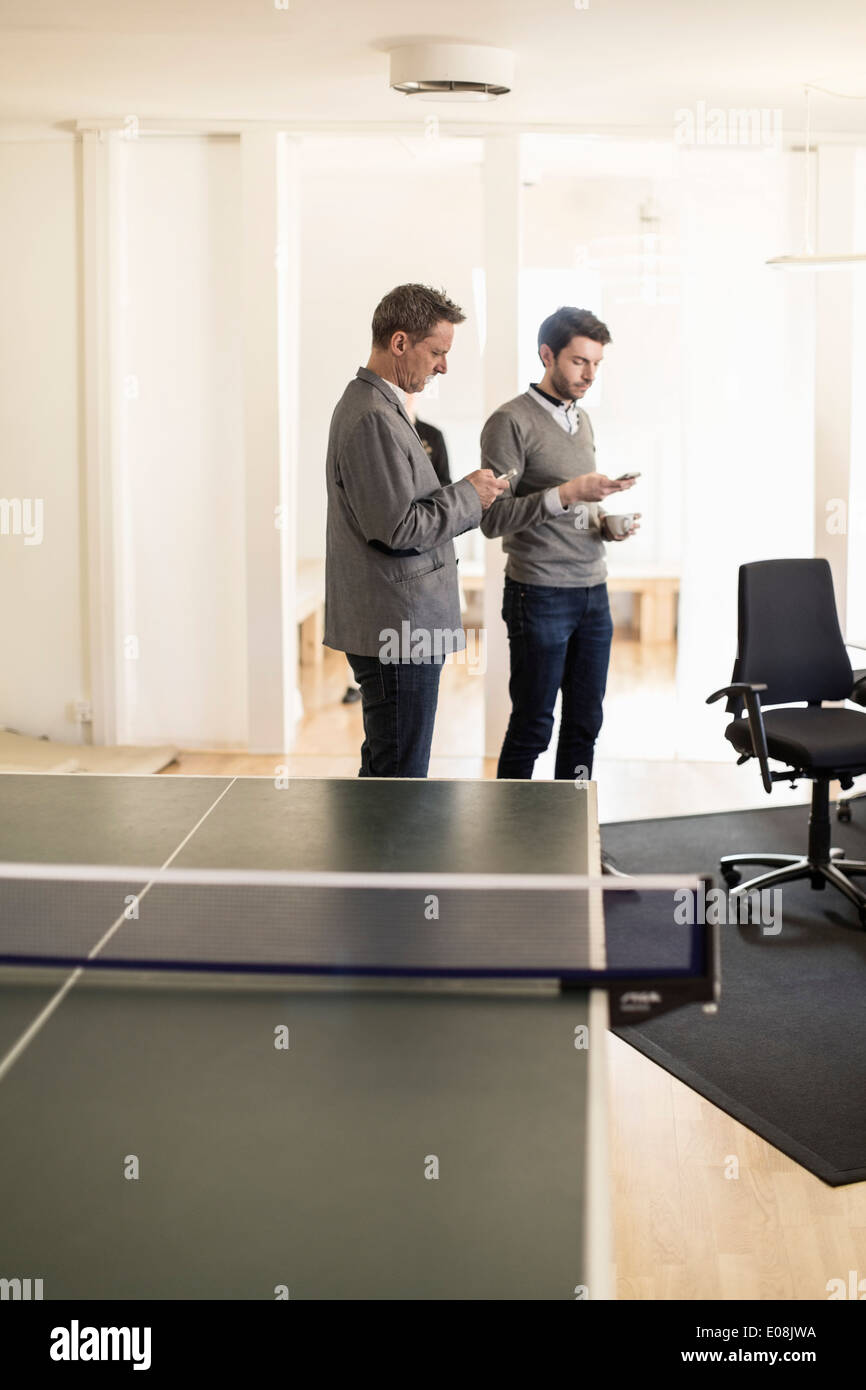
top-left (1, 0), bottom-right (865, 135)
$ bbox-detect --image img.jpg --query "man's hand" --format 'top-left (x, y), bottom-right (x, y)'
top-left (602, 512), bottom-right (642, 542)
top-left (464, 469), bottom-right (511, 511)
top-left (559, 473), bottom-right (636, 506)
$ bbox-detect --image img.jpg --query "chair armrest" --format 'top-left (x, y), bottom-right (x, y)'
top-left (706, 683), bottom-right (772, 793)
top-left (706, 681), bottom-right (768, 705)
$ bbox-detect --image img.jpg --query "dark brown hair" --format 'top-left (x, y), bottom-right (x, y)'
top-left (372, 283), bottom-right (466, 349)
top-left (538, 306), bottom-right (611, 358)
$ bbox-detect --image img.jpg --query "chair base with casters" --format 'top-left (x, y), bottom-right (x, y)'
top-left (720, 778), bottom-right (866, 927)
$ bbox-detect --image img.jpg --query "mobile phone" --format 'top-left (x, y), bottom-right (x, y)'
top-left (500, 468), bottom-right (518, 480)
top-left (616, 471), bottom-right (641, 481)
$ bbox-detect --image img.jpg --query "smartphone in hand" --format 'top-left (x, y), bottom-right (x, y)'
top-left (491, 468), bottom-right (518, 498)
top-left (615, 471), bottom-right (641, 481)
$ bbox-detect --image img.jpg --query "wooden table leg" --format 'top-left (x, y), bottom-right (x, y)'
top-left (639, 586), bottom-right (679, 643)
top-left (299, 606), bottom-right (325, 666)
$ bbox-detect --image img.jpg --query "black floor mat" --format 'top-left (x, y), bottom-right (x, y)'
top-left (603, 803), bottom-right (866, 1185)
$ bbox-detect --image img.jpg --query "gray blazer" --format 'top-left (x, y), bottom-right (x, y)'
top-left (324, 368), bottom-right (482, 657)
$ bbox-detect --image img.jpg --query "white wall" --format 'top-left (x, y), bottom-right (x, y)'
top-left (0, 135), bottom-right (84, 742)
top-left (120, 135), bottom-right (246, 747)
top-left (675, 149), bottom-right (815, 758)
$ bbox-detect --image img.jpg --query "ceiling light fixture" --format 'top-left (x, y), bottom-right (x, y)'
top-left (389, 43), bottom-right (514, 104)
top-left (766, 84), bottom-right (866, 271)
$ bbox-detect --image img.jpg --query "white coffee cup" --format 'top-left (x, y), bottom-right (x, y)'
top-left (606, 513), bottom-right (636, 538)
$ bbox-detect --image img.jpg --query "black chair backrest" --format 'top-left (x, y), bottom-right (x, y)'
top-left (731, 559), bottom-right (853, 708)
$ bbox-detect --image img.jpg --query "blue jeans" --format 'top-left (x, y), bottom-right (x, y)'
top-left (497, 579), bottom-right (614, 781)
top-left (346, 653), bottom-right (445, 778)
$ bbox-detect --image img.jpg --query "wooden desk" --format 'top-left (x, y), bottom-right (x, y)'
top-left (459, 565), bottom-right (679, 645)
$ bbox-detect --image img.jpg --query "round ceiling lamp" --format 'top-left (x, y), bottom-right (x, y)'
top-left (389, 43), bottom-right (515, 103)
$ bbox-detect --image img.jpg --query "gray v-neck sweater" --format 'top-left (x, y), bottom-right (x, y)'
top-left (480, 391), bottom-right (607, 587)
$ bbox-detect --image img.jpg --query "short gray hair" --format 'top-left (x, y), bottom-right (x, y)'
top-left (372, 283), bottom-right (466, 349)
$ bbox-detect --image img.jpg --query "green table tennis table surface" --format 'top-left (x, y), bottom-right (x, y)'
top-left (0, 774), bottom-right (611, 1301)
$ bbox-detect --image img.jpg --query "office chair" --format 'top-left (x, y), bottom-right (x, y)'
top-left (707, 558), bottom-right (866, 927)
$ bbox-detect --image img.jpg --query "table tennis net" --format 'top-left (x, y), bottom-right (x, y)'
top-left (0, 864), bottom-right (713, 983)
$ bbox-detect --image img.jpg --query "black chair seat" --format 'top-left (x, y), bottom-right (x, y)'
top-left (726, 706), bottom-right (866, 771)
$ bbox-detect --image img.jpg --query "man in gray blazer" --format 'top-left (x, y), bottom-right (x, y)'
top-left (325, 283), bottom-right (507, 777)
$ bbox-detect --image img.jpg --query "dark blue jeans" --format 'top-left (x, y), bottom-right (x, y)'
top-left (346, 653), bottom-right (445, 778)
top-left (497, 578), bottom-right (614, 781)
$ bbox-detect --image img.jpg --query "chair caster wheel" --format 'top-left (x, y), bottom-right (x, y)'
top-left (837, 805), bottom-right (852, 823)
top-left (722, 867), bottom-right (741, 888)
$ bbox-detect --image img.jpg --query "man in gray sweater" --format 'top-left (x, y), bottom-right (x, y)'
top-left (325, 283), bottom-right (507, 777)
top-left (480, 306), bottom-right (639, 804)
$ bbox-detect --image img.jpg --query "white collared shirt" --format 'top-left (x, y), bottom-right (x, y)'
top-left (370, 373), bottom-right (424, 442)
top-left (528, 383), bottom-right (581, 437)
top-left (380, 376), bottom-right (410, 414)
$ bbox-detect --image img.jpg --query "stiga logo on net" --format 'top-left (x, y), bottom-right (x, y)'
top-left (49, 1321), bottom-right (152, 1371)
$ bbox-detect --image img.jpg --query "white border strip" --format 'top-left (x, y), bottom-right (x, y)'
top-left (585, 989), bottom-right (614, 1301)
top-left (0, 864), bottom-right (701, 893)
top-left (585, 782), bottom-right (606, 971)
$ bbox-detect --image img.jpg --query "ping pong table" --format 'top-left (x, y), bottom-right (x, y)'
top-left (0, 773), bottom-right (714, 1301)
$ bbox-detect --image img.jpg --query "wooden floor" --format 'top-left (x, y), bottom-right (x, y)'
top-left (163, 639), bottom-right (866, 1301)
